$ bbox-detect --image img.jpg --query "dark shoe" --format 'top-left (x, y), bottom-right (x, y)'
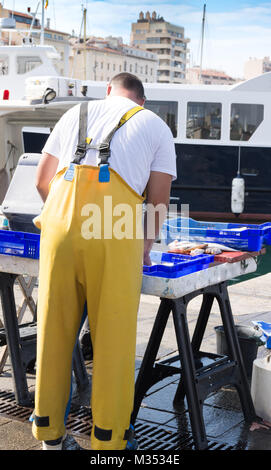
top-left (125, 424), bottom-right (139, 450)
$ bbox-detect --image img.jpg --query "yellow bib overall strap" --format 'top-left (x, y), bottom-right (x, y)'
top-left (71, 102), bottom-right (144, 182)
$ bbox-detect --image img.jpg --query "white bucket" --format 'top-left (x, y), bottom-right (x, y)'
top-left (251, 355), bottom-right (271, 422)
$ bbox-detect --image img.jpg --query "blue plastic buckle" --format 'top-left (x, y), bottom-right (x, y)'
top-left (99, 164), bottom-right (110, 183)
top-left (64, 163), bottom-right (75, 181)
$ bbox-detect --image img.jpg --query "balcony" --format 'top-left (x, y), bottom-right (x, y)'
top-left (158, 64), bottom-right (186, 74)
top-left (146, 42), bottom-right (172, 50)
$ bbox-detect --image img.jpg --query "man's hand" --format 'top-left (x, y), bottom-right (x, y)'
top-left (36, 152), bottom-right (59, 202)
top-left (143, 241), bottom-right (153, 266)
top-left (143, 171), bottom-right (172, 263)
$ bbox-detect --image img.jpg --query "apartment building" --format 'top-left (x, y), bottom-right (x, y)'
top-left (186, 67), bottom-right (236, 85)
top-left (0, 3), bottom-right (70, 75)
top-left (130, 11), bottom-right (189, 84)
top-left (244, 57), bottom-right (271, 80)
top-left (70, 36), bottom-right (158, 83)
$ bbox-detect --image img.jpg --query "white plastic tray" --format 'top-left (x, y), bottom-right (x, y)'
top-left (141, 258), bottom-right (257, 299)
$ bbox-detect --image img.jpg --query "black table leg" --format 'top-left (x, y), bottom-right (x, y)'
top-left (174, 292), bottom-right (215, 403)
top-left (0, 272), bottom-right (32, 406)
top-left (172, 297), bottom-right (209, 450)
top-left (191, 293), bottom-right (215, 352)
top-left (131, 298), bottom-right (172, 425)
top-left (72, 339), bottom-right (89, 390)
top-left (217, 282), bottom-right (257, 422)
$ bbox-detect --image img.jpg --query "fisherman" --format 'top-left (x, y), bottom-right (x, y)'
top-left (32, 72), bottom-right (177, 450)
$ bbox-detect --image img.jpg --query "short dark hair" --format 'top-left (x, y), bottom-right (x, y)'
top-left (109, 73), bottom-right (145, 100)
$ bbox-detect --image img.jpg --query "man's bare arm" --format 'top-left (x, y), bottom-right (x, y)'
top-left (36, 152), bottom-right (59, 202)
top-left (144, 171), bottom-right (172, 265)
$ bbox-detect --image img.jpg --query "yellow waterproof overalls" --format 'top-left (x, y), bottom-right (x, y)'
top-left (32, 102), bottom-right (144, 450)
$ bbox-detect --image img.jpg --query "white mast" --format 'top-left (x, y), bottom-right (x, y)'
top-left (28, 1), bottom-right (41, 40)
top-left (83, 6), bottom-right (87, 80)
top-left (199, 3), bottom-right (206, 82)
top-left (40, 0), bottom-right (45, 45)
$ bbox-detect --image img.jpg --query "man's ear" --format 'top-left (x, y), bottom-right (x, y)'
top-left (106, 84), bottom-right (112, 96)
top-left (140, 97), bottom-right (146, 107)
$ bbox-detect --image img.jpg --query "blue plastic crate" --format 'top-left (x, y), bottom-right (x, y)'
top-left (184, 219), bottom-right (271, 245)
top-left (252, 321), bottom-right (271, 349)
top-left (143, 251), bottom-right (214, 278)
top-left (228, 222), bottom-right (271, 245)
top-left (0, 230), bottom-right (40, 259)
top-left (161, 217), bottom-right (267, 252)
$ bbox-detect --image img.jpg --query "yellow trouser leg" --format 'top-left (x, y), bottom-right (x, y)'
top-left (32, 224), bottom-right (85, 441)
top-left (84, 239), bottom-right (142, 450)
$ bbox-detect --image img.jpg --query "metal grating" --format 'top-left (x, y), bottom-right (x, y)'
top-left (0, 390), bottom-right (234, 450)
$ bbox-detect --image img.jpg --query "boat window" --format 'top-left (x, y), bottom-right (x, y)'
top-left (144, 100), bottom-right (178, 137)
top-left (230, 103), bottom-right (264, 141)
top-left (0, 55), bottom-right (8, 75)
top-left (22, 127), bottom-right (50, 153)
top-left (186, 102), bottom-right (222, 140)
top-left (17, 56), bottom-right (43, 75)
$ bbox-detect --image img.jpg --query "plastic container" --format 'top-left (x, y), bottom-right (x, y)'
top-left (252, 321), bottom-right (271, 349)
top-left (162, 217), bottom-right (268, 251)
top-left (143, 251), bottom-right (214, 279)
top-left (0, 215), bottom-right (9, 230)
top-left (0, 230), bottom-right (40, 259)
top-left (1, 153), bottom-right (43, 234)
top-left (251, 355), bottom-right (271, 422)
top-left (214, 325), bottom-right (265, 380)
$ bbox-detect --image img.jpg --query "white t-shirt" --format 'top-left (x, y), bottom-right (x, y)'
top-left (42, 95), bottom-right (177, 196)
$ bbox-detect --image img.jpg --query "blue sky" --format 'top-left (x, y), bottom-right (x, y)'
top-left (3, 0), bottom-right (271, 77)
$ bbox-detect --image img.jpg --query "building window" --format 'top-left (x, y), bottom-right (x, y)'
top-left (230, 103), bottom-right (264, 141)
top-left (124, 61), bottom-right (127, 72)
top-left (17, 56), bottom-right (43, 74)
top-left (113, 64), bottom-right (116, 71)
top-left (101, 62), bottom-right (103, 69)
top-left (11, 13), bottom-right (33, 25)
top-left (146, 37), bottom-right (160, 44)
top-left (107, 63), bottom-right (110, 70)
top-left (130, 64), bottom-right (133, 72)
top-left (119, 65), bottom-right (121, 71)
top-left (144, 100), bottom-right (178, 137)
top-left (0, 55), bottom-right (9, 75)
top-left (186, 102), bottom-right (222, 140)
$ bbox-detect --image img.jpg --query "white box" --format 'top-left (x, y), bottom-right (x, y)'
top-left (25, 76), bottom-right (82, 101)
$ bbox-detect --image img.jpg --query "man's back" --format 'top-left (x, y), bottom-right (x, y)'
top-left (43, 95), bottom-right (176, 195)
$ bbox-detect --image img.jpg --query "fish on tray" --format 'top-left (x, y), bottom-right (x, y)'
top-left (167, 240), bottom-right (238, 255)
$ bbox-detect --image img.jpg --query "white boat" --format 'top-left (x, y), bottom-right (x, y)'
top-left (0, 44), bottom-right (60, 100)
top-left (0, 71), bottom-right (270, 222)
top-left (75, 72), bottom-right (271, 221)
top-left (0, 0), bottom-right (63, 100)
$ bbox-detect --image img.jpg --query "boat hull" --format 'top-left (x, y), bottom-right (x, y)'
top-left (171, 143), bottom-right (271, 222)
